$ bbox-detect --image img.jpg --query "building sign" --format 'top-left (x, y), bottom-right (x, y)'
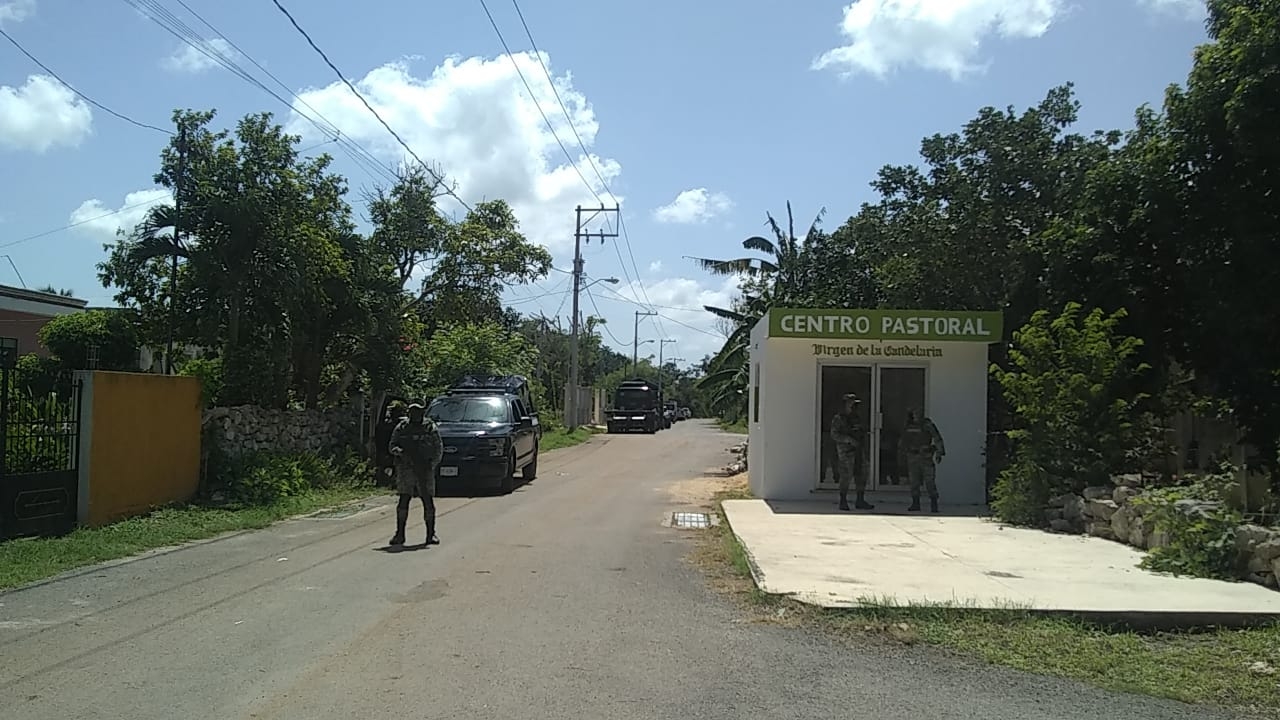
top-left (770, 308), bottom-right (1003, 342)
top-left (812, 343), bottom-right (943, 358)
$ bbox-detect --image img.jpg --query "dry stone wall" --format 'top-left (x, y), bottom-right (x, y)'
top-left (203, 405), bottom-right (361, 459)
top-left (1045, 474), bottom-right (1280, 590)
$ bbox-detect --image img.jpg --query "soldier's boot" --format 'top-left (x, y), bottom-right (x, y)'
top-left (929, 496), bottom-right (940, 514)
top-left (907, 495), bottom-right (922, 512)
top-left (390, 503), bottom-right (409, 546)
top-left (838, 491), bottom-right (851, 512)
top-left (854, 490), bottom-right (875, 510)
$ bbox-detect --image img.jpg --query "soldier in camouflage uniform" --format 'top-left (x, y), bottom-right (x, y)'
top-left (389, 402), bottom-right (445, 546)
top-left (900, 407), bottom-right (945, 513)
top-left (831, 393), bottom-right (874, 511)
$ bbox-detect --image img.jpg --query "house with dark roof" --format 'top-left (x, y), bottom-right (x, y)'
top-left (0, 284), bottom-right (88, 357)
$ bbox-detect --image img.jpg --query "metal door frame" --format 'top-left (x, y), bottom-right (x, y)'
top-left (814, 359), bottom-right (930, 492)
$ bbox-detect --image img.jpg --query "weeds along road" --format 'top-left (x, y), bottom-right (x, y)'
top-left (0, 421), bottom-right (1237, 720)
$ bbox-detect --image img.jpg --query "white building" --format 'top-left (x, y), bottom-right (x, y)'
top-left (746, 307), bottom-right (1004, 506)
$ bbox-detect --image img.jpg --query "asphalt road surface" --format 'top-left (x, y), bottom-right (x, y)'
top-left (0, 421), bottom-right (1242, 719)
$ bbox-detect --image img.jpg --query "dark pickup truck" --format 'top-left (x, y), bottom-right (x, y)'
top-left (427, 386), bottom-right (539, 494)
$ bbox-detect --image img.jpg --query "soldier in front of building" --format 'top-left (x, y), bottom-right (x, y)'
top-left (388, 402), bottom-right (444, 546)
top-left (831, 393), bottom-right (874, 511)
top-left (900, 407), bottom-right (945, 513)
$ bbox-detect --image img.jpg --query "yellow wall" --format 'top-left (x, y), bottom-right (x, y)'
top-left (84, 371), bottom-right (202, 527)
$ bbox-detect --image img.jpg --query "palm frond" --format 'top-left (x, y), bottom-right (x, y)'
top-left (742, 235), bottom-right (777, 256)
top-left (687, 256), bottom-right (759, 276)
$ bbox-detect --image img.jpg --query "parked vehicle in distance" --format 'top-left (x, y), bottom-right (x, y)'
top-left (663, 400), bottom-right (678, 428)
top-left (679, 407), bottom-right (692, 420)
top-left (606, 379), bottom-right (662, 434)
top-left (427, 382), bottom-right (539, 494)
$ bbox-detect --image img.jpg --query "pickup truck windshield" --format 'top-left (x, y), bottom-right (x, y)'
top-left (615, 390), bottom-right (656, 411)
top-left (428, 396), bottom-right (510, 424)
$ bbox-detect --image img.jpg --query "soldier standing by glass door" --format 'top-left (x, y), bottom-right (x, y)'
top-left (831, 393), bottom-right (874, 511)
top-left (900, 408), bottom-right (945, 513)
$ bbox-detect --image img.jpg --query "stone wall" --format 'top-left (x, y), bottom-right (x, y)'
top-left (1046, 475), bottom-right (1280, 590)
top-left (203, 405), bottom-right (361, 459)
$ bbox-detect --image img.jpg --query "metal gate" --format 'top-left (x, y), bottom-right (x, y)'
top-left (0, 347), bottom-right (82, 540)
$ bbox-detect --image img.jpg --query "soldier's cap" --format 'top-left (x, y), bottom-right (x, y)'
top-left (842, 393), bottom-right (862, 403)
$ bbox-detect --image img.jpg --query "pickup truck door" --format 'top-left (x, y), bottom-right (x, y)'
top-left (512, 399), bottom-right (535, 462)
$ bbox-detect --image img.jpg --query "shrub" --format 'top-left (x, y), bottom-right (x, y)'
top-left (178, 357), bottom-right (224, 407)
top-left (212, 449), bottom-right (371, 505)
top-left (990, 304), bottom-right (1153, 526)
top-left (1134, 465), bottom-right (1244, 579)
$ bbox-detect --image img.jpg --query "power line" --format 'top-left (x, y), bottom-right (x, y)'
top-left (497, 1), bottom-right (655, 332)
top-left (597, 285), bottom-right (723, 338)
top-left (508, 0), bottom-right (617, 202)
top-left (267, 0), bottom-right (472, 210)
top-left (0, 139), bottom-right (338, 252)
top-left (0, 199), bottom-right (166, 250)
top-left (124, 0), bottom-right (400, 185)
top-left (169, 0), bottom-right (399, 184)
top-left (477, 0), bottom-right (602, 206)
top-left (584, 286), bottom-right (628, 345)
top-left (0, 28), bottom-right (172, 135)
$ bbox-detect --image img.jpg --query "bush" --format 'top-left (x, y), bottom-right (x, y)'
top-left (214, 450), bottom-right (371, 505)
top-left (1134, 465), bottom-right (1244, 579)
top-left (178, 357), bottom-right (224, 407)
top-left (990, 304), bottom-right (1153, 526)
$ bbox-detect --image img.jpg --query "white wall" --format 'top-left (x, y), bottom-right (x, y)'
top-left (750, 337), bottom-right (990, 505)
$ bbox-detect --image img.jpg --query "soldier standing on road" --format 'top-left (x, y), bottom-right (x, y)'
top-left (900, 407), bottom-right (945, 513)
top-left (389, 402), bottom-right (444, 547)
top-left (831, 393), bottom-right (874, 512)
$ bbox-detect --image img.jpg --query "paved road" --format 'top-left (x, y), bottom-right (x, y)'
top-left (0, 421), bottom-right (1242, 719)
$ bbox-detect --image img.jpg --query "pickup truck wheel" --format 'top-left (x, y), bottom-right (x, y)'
top-left (500, 452), bottom-right (516, 494)
top-left (523, 452), bottom-right (538, 481)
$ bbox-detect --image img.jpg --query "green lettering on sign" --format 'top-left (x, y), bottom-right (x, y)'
top-left (770, 308), bottom-right (1003, 342)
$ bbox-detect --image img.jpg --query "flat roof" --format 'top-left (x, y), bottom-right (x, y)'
top-left (0, 284), bottom-right (88, 311)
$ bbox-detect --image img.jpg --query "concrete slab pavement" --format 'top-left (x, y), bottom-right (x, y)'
top-left (723, 498), bottom-right (1280, 624)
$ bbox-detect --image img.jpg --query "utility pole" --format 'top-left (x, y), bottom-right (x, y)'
top-left (657, 338), bottom-right (676, 400)
top-left (166, 124), bottom-right (187, 375)
top-left (632, 310), bottom-right (657, 374)
top-left (568, 204), bottom-right (618, 431)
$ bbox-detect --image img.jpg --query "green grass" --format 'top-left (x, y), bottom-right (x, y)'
top-left (701, 491), bottom-right (1280, 715)
top-left (717, 418), bottom-right (748, 434)
top-left (0, 485), bottom-right (379, 591)
top-left (538, 426), bottom-right (597, 451)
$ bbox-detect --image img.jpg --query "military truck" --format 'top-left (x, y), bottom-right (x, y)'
top-left (605, 378), bottom-right (662, 434)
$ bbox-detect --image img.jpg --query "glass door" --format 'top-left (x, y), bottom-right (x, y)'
top-left (817, 365), bottom-right (872, 491)
top-left (875, 366), bottom-right (928, 491)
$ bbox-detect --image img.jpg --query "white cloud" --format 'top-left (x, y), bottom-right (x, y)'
top-left (0, 0), bottom-right (35, 27)
top-left (69, 188), bottom-right (172, 239)
top-left (161, 38), bottom-right (240, 73)
top-left (288, 53), bottom-right (620, 255)
top-left (648, 260), bottom-right (663, 273)
top-left (608, 275), bottom-right (742, 364)
top-left (653, 188), bottom-right (733, 224)
top-left (813, 0), bottom-right (1065, 80)
top-left (1137, 0), bottom-right (1205, 19)
top-left (0, 75), bottom-right (92, 152)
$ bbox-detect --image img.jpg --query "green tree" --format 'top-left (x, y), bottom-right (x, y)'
top-left (37, 309), bottom-right (141, 371)
top-left (420, 321), bottom-right (543, 406)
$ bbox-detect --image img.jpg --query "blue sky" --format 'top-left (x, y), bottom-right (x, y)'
top-left (0, 0), bottom-right (1209, 364)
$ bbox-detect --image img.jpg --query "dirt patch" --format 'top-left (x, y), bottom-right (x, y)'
top-left (666, 472), bottom-right (749, 509)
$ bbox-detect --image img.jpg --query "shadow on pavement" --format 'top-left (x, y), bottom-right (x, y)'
top-left (764, 498), bottom-right (993, 519)
top-left (373, 542), bottom-right (431, 553)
